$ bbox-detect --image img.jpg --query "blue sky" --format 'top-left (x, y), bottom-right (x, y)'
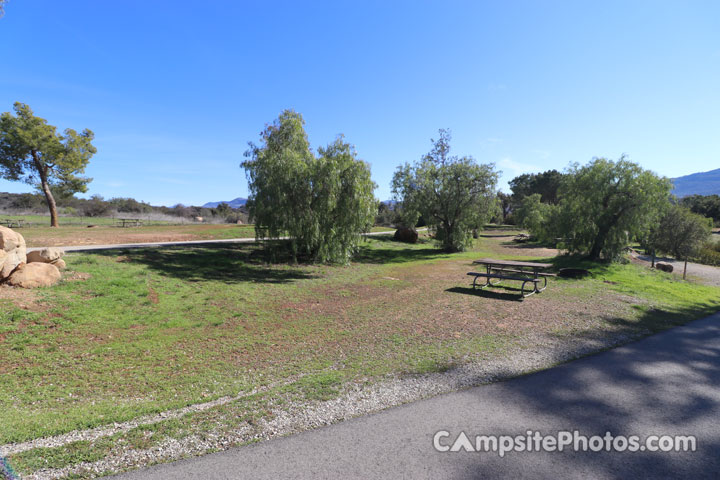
top-left (1, 0), bottom-right (718, 206)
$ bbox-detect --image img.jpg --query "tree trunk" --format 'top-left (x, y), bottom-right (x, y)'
top-left (683, 259), bottom-right (688, 280)
top-left (32, 150), bottom-right (59, 228)
top-left (651, 249), bottom-right (656, 268)
top-left (40, 179), bottom-right (59, 227)
top-left (589, 227), bottom-right (609, 260)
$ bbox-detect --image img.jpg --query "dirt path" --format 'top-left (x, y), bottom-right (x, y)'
top-left (633, 253), bottom-right (720, 287)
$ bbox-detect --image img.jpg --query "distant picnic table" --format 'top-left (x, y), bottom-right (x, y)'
top-left (468, 258), bottom-right (555, 298)
top-left (116, 218), bottom-right (143, 227)
top-left (0, 218), bottom-right (24, 228)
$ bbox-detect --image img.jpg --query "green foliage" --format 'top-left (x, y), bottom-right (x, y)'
top-left (515, 193), bottom-right (557, 241)
top-left (242, 110), bottom-right (377, 263)
top-left (694, 241), bottom-right (720, 266)
top-left (81, 194), bottom-right (111, 217)
top-left (509, 169), bottom-right (565, 205)
top-left (107, 197), bottom-right (153, 214)
top-left (680, 194), bottom-right (720, 226)
top-left (558, 156), bottom-right (672, 260)
top-left (0, 102), bottom-right (95, 226)
top-left (392, 129), bottom-right (498, 252)
top-left (212, 202), bottom-right (232, 218)
top-left (375, 201), bottom-right (400, 226)
top-left (651, 205), bottom-right (711, 260)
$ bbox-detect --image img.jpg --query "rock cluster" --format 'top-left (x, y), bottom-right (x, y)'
top-left (0, 225), bottom-right (27, 278)
top-left (0, 226), bottom-right (64, 288)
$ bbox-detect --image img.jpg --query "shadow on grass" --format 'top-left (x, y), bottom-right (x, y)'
top-left (483, 224), bottom-right (522, 231)
top-left (91, 237), bottom-right (451, 283)
top-left (94, 243), bottom-right (318, 284)
top-left (547, 254), bottom-right (614, 276)
top-left (445, 286), bottom-right (524, 302)
top-left (500, 240), bottom-right (558, 250)
top-left (354, 236), bottom-right (445, 264)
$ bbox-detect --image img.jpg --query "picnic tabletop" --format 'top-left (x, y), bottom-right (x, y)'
top-left (472, 258), bottom-right (554, 269)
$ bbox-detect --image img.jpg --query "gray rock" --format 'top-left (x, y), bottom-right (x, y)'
top-left (393, 227), bottom-right (418, 244)
top-left (656, 261), bottom-right (674, 273)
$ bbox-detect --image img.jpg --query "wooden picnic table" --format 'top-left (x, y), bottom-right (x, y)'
top-left (116, 218), bottom-right (143, 227)
top-left (468, 258), bottom-right (555, 298)
top-left (0, 219), bottom-right (24, 228)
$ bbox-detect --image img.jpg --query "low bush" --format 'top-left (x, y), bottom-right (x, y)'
top-left (693, 241), bottom-right (720, 266)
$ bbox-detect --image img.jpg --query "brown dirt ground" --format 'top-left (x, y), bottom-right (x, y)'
top-left (19, 224), bottom-right (251, 247)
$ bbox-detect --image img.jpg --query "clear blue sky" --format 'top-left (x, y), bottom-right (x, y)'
top-left (1, 0), bottom-right (718, 206)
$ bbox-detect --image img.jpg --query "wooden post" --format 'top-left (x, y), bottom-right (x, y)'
top-left (683, 259), bottom-right (688, 280)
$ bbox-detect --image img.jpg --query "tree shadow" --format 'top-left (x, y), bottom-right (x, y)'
top-left (547, 254), bottom-right (614, 275)
top-left (354, 237), bottom-right (446, 264)
top-left (450, 302), bottom-right (720, 478)
top-left (483, 224), bottom-right (522, 231)
top-left (501, 241), bottom-right (557, 250)
top-left (445, 286), bottom-right (524, 302)
top-left (93, 244), bottom-right (318, 284)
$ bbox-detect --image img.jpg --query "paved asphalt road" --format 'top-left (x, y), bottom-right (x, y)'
top-left (115, 312), bottom-right (720, 479)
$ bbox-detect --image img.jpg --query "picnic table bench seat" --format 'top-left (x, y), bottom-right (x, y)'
top-left (467, 272), bottom-right (542, 297)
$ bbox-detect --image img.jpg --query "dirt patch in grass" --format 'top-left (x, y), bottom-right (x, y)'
top-left (0, 284), bottom-right (46, 312)
top-left (20, 224), bottom-right (257, 248)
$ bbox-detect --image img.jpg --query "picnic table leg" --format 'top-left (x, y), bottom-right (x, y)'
top-left (521, 280), bottom-right (536, 298)
top-left (535, 269), bottom-right (548, 293)
top-left (487, 264), bottom-right (504, 286)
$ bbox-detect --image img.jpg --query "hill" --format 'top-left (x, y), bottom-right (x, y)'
top-left (202, 197), bottom-right (248, 208)
top-left (672, 168), bottom-right (720, 197)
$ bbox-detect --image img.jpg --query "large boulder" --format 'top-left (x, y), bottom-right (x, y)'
top-left (393, 227), bottom-right (418, 244)
top-left (6, 262), bottom-right (62, 288)
top-left (51, 258), bottom-right (67, 270)
top-left (27, 247), bottom-right (64, 264)
top-left (656, 261), bottom-right (674, 273)
top-left (0, 226), bottom-right (27, 279)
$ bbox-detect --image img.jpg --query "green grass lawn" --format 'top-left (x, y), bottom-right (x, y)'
top-left (2, 232), bottom-right (719, 477)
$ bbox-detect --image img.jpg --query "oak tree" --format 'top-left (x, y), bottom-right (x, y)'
top-left (0, 102), bottom-right (95, 227)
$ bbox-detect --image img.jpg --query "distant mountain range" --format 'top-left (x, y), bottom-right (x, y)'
top-left (672, 168), bottom-right (720, 198)
top-left (202, 197), bottom-right (247, 208)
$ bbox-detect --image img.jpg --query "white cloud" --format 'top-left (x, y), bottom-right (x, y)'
top-left (498, 157), bottom-right (542, 176)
